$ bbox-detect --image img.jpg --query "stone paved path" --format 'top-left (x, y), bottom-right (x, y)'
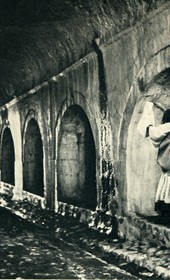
top-left (56, 224), bottom-right (170, 280)
top-left (0, 212), bottom-right (140, 279)
top-left (0, 195), bottom-right (169, 279)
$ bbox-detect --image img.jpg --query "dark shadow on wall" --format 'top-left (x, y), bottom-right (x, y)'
top-left (23, 118), bottom-right (44, 197)
top-left (57, 105), bottom-right (97, 210)
top-left (1, 127), bottom-right (15, 185)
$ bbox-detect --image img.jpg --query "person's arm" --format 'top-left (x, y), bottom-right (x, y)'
top-left (153, 102), bottom-right (166, 113)
top-left (149, 123), bottom-right (170, 147)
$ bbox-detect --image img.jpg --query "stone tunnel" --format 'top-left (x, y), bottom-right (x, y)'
top-left (0, 0), bottom-right (170, 242)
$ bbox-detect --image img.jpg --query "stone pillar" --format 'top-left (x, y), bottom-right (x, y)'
top-left (54, 158), bottom-right (59, 212)
top-left (13, 159), bottom-right (23, 200)
top-left (45, 158), bottom-right (57, 210)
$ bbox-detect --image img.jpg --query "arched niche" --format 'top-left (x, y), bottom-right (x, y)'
top-left (1, 127), bottom-right (15, 185)
top-left (57, 105), bottom-right (97, 210)
top-left (127, 69), bottom-right (170, 215)
top-left (23, 118), bottom-right (44, 196)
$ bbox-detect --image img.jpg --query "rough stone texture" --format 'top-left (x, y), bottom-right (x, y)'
top-left (0, 193), bottom-right (169, 279)
top-left (119, 213), bottom-right (170, 247)
top-left (57, 106), bottom-right (97, 210)
top-left (109, 7), bottom-right (170, 216)
top-left (0, 1), bottom-right (170, 241)
top-left (0, 0), bottom-right (169, 104)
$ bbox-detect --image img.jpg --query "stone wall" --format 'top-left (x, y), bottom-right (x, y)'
top-left (0, 1), bottom-right (169, 236)
top-left (100, 3), bottom-right (170, 218)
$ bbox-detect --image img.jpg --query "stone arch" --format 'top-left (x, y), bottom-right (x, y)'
top-left (118, 47), bottom-right (170, 160)
top-left (143, 46), bottom-right (170, 87)
top-left (127, 69), bottom-right (170, 215)
top-left (126, 99), bottom-right (161, 215)
top-left (57, 104), bottom-right (97, 209)
top-left (118, 46), bottom-right (170, 216)
top-left (55, 92), bottom-right (99, 211)
top-left (23, 112), bottom-right (44, 196)
top-left (1, 126), bottom-right (15, 185)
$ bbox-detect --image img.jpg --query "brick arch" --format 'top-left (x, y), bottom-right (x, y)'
top-left (0, 125), bottom-right (15, 185)
top-left (57, 104), bottom-right (97, 210)
top-left (54, 92), bottom-right (100, 210)
top-left (143, 46), bottom-right (170, 86)
top-left (0, 107), bottom-right (23, 199)
top-left (22, 110), bottom-right (39, 146)
top-left (55, 92), bottom-right (99, 153)
top-left (118, 46), bottom-right (170, 160)
top-left (22, 110), bottom-right (45, 164)
top-left (117, 46), bottom-right (170, 215)
top-left (126, 99), bottom-right (162, 215)
top-left (23, 110), bottom-right (44, 197)
top-left (126, 89), bottom-right (170, 216)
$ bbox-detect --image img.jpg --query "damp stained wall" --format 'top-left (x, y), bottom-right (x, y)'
top-left (0, 1), bottom-right (169, 224)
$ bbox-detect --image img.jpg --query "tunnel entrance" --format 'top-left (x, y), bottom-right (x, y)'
top-left (23, 119), bottom-right (44, 196)
top-left (57, 105), bottom-right (97, 210)
top-left (1, 127), bottom-right (15, 185)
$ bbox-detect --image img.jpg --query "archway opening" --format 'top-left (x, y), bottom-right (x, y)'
top-left (126, 69), bottom-right (170, 216)
top-left (126, 99), bottom-right (161, 215)
top-left (23, 118), bottom-right (44, 196)
top-left (57, 105), bottom-right (97, 210)
top-left (1, 127), bottom-right (15, 185)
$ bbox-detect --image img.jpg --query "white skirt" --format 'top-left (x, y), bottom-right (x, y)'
top-left (155, 173), bottom-right (170, 203)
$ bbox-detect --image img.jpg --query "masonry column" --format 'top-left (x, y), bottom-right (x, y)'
top-left (13, 158), bottom-right (23, 200)
top-left (45, 157), bottom-right (57, 210)
top-left (43, 112), bottom-right (56, 210)
top-left (8, 105), bottom-right (23, 200)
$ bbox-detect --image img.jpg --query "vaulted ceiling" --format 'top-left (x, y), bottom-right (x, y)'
top-left (0, 0), bottom-right (168, 105)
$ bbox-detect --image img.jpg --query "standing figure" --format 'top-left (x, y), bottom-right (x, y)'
top-left (148, 109), bottom-right (170, 218)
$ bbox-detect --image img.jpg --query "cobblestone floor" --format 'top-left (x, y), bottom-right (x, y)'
top-left (0, 208), bottom-right (139, 279)
top-left (54, 223), bottom-right (170, 280)
top-left (0, 194), bottom-right (169, 279)
top-left (72, 230), bottom-right (170, 280)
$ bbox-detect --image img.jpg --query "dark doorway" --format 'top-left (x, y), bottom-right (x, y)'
top-left (57, 105), bottom-right (97, 210)
top-left (1, 127), bottom-right (15, 185)
top-left (23, 119), bottom-right (44, 196)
